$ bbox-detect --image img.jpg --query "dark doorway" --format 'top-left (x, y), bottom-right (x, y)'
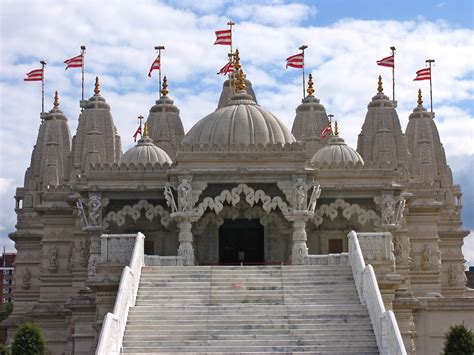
top-left (219, 219), bottom-right (264, 264)
top-left (328, 239), bottom-right (343, 253)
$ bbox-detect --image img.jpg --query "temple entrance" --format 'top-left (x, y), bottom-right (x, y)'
top-left (219, 219), bottom-right (264, 264)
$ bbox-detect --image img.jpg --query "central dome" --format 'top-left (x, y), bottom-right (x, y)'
top-left (182, 91), bottom-right (295, 148)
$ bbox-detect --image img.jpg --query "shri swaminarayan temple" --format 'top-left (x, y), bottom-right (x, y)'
top-left (5, 51), bottom-right (473, 354)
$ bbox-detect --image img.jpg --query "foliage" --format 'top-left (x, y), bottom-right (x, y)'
top-left (0, 343), bottom-right (9, 355)
top-left (0, 304), bottom-right (13, 323)
top-left (443, 324), bottom-right (474, 355)
top-left (11, 322), bottom-right (45, 355)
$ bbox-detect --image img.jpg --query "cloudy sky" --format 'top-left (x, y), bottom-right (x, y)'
top-left (0, 0), bottom-right (473, 265)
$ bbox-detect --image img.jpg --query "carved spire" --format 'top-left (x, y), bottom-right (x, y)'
top-left (53, 91), bottom-right (59, 109)
top-left (334, 121), bottom-right (339, 136)
top-left (161, 76), bottom-right (169, 97)
top-left (377, 75), bottom-right (383, 94)
top-left (417, 88), bottom-right (423, 106)
top-left (143, 122), bottom-right (149, 137)
top-left (94, 76), bottom-right (100, 95)
top-left (307, 74), bottom-right (314, 96)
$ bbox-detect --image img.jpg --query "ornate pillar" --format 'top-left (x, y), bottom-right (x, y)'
top-left (174, 213), bottom-right (199, 266)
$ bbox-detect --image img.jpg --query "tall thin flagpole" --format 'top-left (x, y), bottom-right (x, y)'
top-left (227, 20), bottom-right (235, 56)
top-left (40, 60), bottom-right (47, 115)
top-left (299, 45), bottom-right (308, 99)
top-left (80, 45), bottom-right (86, 102)
top-left (390, 46), bottom-right (396, 101)
top-left (227, 21), bottom-right (235, 93)
top-left (155, 45), bottom-right (165, 98)
top-left (426, 59), bottom-right (435, 113)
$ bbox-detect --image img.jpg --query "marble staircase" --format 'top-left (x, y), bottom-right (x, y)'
top-left (120, 264), bottom-right (379, 354)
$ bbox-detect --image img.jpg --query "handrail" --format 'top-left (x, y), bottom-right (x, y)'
top-left (96, 232), bottom-right (145, 355)
top-left (347, 230), bottom-right (406, 355)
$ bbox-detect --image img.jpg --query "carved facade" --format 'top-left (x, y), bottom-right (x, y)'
top-left (6, 62), bottom-right (472, 355)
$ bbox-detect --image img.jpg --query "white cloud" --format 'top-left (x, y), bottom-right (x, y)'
top-left (227, 3), bottom-right (316, 26)
top-left (463, 231), bottom-right (474, 269)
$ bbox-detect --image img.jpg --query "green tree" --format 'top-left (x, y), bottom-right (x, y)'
top-left (0, 303), bottom-right (13, 322)
top-left (443, 324), bottom-right (474, 355)
top-left (11, 322), bottom-right (45, 355)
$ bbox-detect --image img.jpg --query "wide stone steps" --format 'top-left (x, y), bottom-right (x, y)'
top-left (121, 265), bottom-right (379, 354)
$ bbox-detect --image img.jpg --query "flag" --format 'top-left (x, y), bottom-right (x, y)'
top-left (320, 122), bottom-right (332, 139)
top-left (214, 29), bottom-right (232, 46)
top-left (133, 125), bottom-right (142, 142)
top-left (147, 55), bottom-right (160, 77)
top-left (376, 55), bottom-right (394, 68)
top-left (413, 68), bottom-right (431, 81)
top-left (286, 53), bottom-right (304, 69)
top-left (24, 68), bottom-right (43, 81)
top-left (64, 54), bottom-right (83, 70)
top-left (217, 61), bottom-right (234, 75)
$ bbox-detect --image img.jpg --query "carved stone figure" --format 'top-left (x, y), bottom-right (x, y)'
top-left (88, 193), bottom-right (102, 226)
top-left (394, 198), bottom-right (406, 225)
top-left (67, 242), bottom-right (74, 272)
top-left (382, 194), bottom-right (396, 225)
top-left (76, 200), bottom-right (88, 226)
top-left (448, 264), bottom-right (457, 286)
top-left (178, 180), bottom-right (193, 212)
top-left (22, 268), bottom-right (30, 290)
top-left (164, 186), bottom-right (178, 213)
top-left (394, 236), bottom-right (402, 258)
top-left (308, 184), bottom-right (321, 213)
top-left (49, 246), bottom-right (58, 272)
top-left (422, 244), bottom-right (432, 268)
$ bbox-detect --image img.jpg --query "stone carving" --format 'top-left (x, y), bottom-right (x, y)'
top-left (422, 244), bottom-right (432, 269)
top-left (176, 219), bottom-right (195, 266)
top-left (80, 239), bottom-right (89, 267)
top-left (103, 200), bottom-right (172, 229)
top-left (308, 184), bottom-right (321, 213)
top-left (195, 183), bottom-right (290, 216)
top-left (313, 198), bottom-right (380, 227)
top-left (49, 246), bottom-right (58, 272)
top-left (76, 200), bottom-right (89, 226)
top-left (67, 242), bottom-right (74, 272)
top-left (448, 264), bottom-right (457, 286)
top-left (88, 193), bottom-right (102, 226)
top-left (394, 236), bottom-right (402, 258)
top-left (375, 193), bottom-right (406, 227)
top-left (178, 179), bottom-right (193, 212)
top-left (164, 185), bottom-right (178, 213)
top-left (382, 195), bottom-right (396, 226)
top-left (22, 268), bottom-right (30, 289)
top-left (293, 180), bottom-right (307, 211)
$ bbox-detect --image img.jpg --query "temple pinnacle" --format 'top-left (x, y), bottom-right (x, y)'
top-left (233, 49), bottom-right (246, 91)
top-left (334, 121), bottom-right (339, 136)
top-left (161, 76), bottom-right (169, 97)
top-left (233, 49), bottom-right (241, 72)
top-left (94, 76), bottom-right (100, 95)
top-left (143, 122), bottom-right (149, 137)
top-left (377, 75), bottom-right (383, 94)
top-left (53, 91), bottom-right (59, 109)
top-left (417, 88), bottom-right (423, 106)
top-left (307, 74), bottom-right (315, 96)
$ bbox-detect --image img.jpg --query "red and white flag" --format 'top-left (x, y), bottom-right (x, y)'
top-left (217, 61), bottom-right (234, 75)
top-left (133, 125), bottom-right (142, 142)
top-left (214, 29), bottom-right (232, 46)
top-left (24, 68), bottom-right (43, 82)
top-left (376, 55), bottom-right (394, 68)
top-left (147, 55), bottom-right (160, 77)
top-left (320, 121), bottom-right (332, 139)
top-left (64, 54), bottom-right (83, 70)
top-left (286, 52), bottom-right (304, 69)
top-left (413, 68), bottom-right (431, 81)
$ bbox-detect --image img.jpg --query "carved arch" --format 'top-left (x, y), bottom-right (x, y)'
top-left (103, 200), bottom-right (172, 229)
top-left (313, 198), bottom-right (380, 227)
top-left (194, 183), bottom-right (290, 216)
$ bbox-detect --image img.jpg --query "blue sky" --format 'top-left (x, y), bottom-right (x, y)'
top-left (0, 0), bottom-right (473, 264)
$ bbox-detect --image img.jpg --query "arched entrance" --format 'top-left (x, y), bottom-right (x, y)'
top-left (218, 219), bottom-right (264, 264)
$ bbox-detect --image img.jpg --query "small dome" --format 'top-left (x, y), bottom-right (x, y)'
top-left (182, 91), bottom-right (295, 148)
top-left (310, 135), bottom-right (364, 166)
top-left (120, 137), bottom-right (172, 166)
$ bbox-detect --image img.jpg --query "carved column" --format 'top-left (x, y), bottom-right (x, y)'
top-left (287, 212), bottom-right (312, 265)
top-left (173, 213), bottom-right (199, 266)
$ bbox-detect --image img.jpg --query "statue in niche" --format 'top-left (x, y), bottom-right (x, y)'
top-left (178, 180), bottom-right (192, 212)
top-left (22, 268), bottom-right (30, 289)
top-left (448, 264), bottom-right (457, 286)
top-left (294, 182), bottom-right (307, 211)
top-left (394, 236), bottom-right (403, 258)
top-left (49, 246), bottom-right (58, 272)
top-left (381, 194), bottom-right (395, 225)
top-left (164, 185), bottom-right (178, 213)
top-left (88, 193), bottom-right (102, 226)
top-left (422, 244), bottom-right (432, 268)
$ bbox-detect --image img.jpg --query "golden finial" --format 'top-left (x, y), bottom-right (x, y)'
top-left (377, 75), bottom-right (383, 94)
top-left (417, 89), bottom-right (423, 105)
top-left (94, 76), bottom-right (100, 95)
top-left (334, 121), bottom-right (339, 136)
top-left (307, 74), bottom-right (315, 96)
top-left (161, 76), bottom-right (169, 97)
top-left (233, 49), bottom-right (241, 72)
top-left (53, 91), bottom-right (59, 108)
top-left (143, 122), bottom-right (149, 137)
top-left (233, 49), bottom-right (246, 91)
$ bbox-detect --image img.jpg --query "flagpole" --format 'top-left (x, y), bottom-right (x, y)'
top-left (227, 20), bottom-right (235, 56)
top-left (390, 46), bottom-right (396, 101)
top-left (426, 59), bottom-right (435, 113)
top-left (155, 45), bottom-right (165, 98)
top-left (80, 45), bottom-right (86, 103)
top-left (299, 45), bottom-right (308, 99)
top-left (328, 114), bottom-right (334, 134)
top-left (138, 115), bottom-right (144, 139)
top-left (40, 60), bottom-right (47, 115)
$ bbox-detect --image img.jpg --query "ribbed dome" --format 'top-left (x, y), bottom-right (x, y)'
top-left (182, 91), bottom-right (295, 148)
top-left (120, 137), bottom-right (172, 166)
top-left (310, 135), bottom-right (364, 166)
